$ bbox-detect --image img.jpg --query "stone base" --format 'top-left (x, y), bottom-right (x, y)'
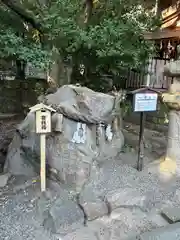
top-left (159, 157), bottom-right (177, 175)
top-left (145, 157), bottom-right (177, 182)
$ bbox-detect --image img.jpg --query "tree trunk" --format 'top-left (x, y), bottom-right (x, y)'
top-left (48, 52), bottom-right (72, 88)
top-left (1, 0), bottom-right (44, 33)
top-left (58, 58), bottom-right (72, 86)
top-left (16, 60), bottom-right (26, 79)
top-left (48, 54), bottom-right (60, 87)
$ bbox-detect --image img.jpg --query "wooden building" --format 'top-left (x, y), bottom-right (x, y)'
top-left (145, 0), bottom-right (180, 41)
top-left (126, 0), bottom-right (180, 90)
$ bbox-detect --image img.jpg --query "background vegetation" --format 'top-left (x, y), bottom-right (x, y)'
top-left (0, 0), bottom-right (160, 90)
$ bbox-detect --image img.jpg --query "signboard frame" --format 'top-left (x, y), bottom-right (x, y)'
top-left (133, 92), bottom-right (158, 112)
top-left (129, 87), bottom-right (159, 171)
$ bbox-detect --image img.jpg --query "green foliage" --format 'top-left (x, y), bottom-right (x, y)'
top-left (121, 100), bottom-right (133, 118)
top-left (0, 0), bottom-right (159, 75)
top-left (151, 103), bottom-right (169, 125)
top-left (0, 4), bottom-right (50, 68)
top-left (0, 28), bottom-right (50, 67)
top-left (41, 0), bottom-right (158, 73)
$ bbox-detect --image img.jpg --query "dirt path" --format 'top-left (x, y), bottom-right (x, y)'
top-left (119, 122), bottom-right (167, 168)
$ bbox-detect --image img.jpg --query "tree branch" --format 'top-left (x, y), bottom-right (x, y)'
top-left (1, 0), bottom-right (44, 33)
top-left (83, 0), bottom-right (93, 24)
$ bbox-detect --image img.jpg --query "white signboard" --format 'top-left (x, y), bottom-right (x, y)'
top-left (134, 93), bottom-right (158, 112)
top-left (36, 110), bottom-right (52, 133)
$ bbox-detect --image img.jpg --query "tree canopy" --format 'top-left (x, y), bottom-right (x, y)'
top-left (0, 0), bottom-right (160, 82)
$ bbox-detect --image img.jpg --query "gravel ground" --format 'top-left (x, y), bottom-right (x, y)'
top-left (79, 161), bottom-right (180, 239)
top-left (0, 177), bottom-right (61, 240)
top-left (80, 161), bottom-right (180, 210)
top-left (0, 121), bottom-right (179, 239)
top-left (1, 163), bottom-right (180, 240)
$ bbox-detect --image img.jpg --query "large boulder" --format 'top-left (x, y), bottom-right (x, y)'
top-left (0, 115), bottom-right (21, 171)
top-left (4, 85), bottom-right (124, 192)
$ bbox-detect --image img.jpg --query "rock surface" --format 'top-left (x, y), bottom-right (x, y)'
top-left (2, 160), bottom-right (180, 240)
top-left (0, 116), bottom-right (21, 170)
top-left (5, 85), bottom-right (124, 192)
top-left (78, 196), bottom-right (108, 221)
top-left (87, 208), bottom-right (167, 240)
top-left (105, 187), bottom-right (145, 211)
top-left (43, 197), bottom-right (84, 235)
top-left (139, 222), bottom-right (180, 240)
top-left (63, 228), bottom-right (97, 240)
top-left (0, 173), bottom-right (10, 187)
top-left (0, 179), bottom-right (58, 240)
top-left (3, 119), bottom-right (180, 239)
top-left (79, 160), bottom-right (180, 218)
top-left (162, 207), bottom-right (180, 223)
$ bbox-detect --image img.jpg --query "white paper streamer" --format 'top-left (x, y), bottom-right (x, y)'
top-left (72, 122), bottom-right (86, 144)
top-left (105, 124), bottom-right (113, 141)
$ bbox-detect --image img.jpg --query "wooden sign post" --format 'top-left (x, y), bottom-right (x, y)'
top-left (30, 103), bottom-right (56, 192)
top-left (131, 88), bottom-right (158, 171)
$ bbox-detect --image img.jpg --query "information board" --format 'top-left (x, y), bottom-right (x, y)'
top-left (134, 93), bottom-right (158, 112)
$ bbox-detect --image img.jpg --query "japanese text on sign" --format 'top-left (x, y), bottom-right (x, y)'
top-left (41, 116), bottom-right (47, 130)
top-left (36, 110), bottom-right (51, 133)
top-left (134, 93), bottom-right (158, 112)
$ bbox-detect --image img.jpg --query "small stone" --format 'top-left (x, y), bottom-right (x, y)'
top-left (0, 173), bottom-right (10, 188)
top-left (105, 187), bottom-right (145, 211)
top-left (43, 198), bottom-right (84, 235)
top-left (79, 198), bottom-right (108, 221)
top-left (162, 207), bottom-right (180, 223)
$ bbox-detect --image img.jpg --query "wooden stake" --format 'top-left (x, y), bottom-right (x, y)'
top-left (40, 134), bottom-right (46, 192)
